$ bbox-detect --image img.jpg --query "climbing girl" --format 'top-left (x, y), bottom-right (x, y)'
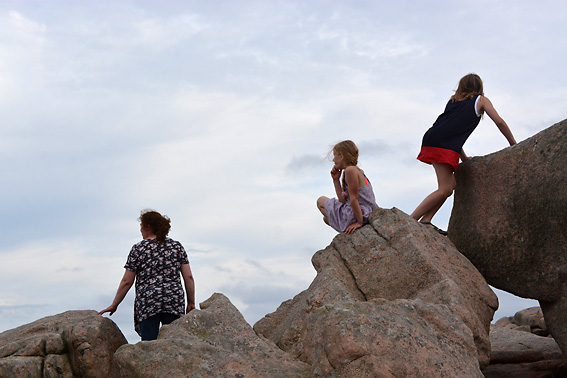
top-left (411, 73), bottom-right (517, 235)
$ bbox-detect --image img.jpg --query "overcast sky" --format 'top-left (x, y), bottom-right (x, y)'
top-left (1, 0), bottom-right (565, 342)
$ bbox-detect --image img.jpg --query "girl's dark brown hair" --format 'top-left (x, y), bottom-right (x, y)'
top-left (451, 73), bottom-right (484, 102)
top-left (139, 210), bottom-right (171, 243)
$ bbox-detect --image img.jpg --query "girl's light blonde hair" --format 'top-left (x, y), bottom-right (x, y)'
top-left (451, 73), bottom-right (484, 102)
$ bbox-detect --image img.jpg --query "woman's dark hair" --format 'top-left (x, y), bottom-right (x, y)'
top-left (139, 210), bottom-right (171, 243)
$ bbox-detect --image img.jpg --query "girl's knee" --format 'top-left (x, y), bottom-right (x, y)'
top-left (439, 179), bottom-right (456, 198)
top-left (317, 197), bottom-right (330, 217)
top-left (447, 179), bottom-right (456, 196)
top-left (440, 187), bottom-right (454, 198)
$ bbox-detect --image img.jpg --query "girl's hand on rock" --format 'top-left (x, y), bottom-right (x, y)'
top-left (345, 222), bottom-right (362, 234)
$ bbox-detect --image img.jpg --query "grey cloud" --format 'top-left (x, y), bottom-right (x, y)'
top-left (358, 139), bottom-right (404, 156)
top-left (218, 281), bottom-right (305, 325)
top-left (285, 153), bottom-right (327, 173)
top-left (284, 140), bottom-right (411, 164)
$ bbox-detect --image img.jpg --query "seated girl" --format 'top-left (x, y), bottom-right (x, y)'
top-left (317, 140), bottom-right (379, 234)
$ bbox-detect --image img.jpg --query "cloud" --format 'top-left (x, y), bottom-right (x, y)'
top-left (286, 153), bottom-right (327, 173)
top-left (0, 0), bottom-right (565, 342)
top-left (207, 255), bottom-right (316, 324)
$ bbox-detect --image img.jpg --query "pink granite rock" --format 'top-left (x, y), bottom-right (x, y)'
top-left (255, 207), bottom-right (498, 376)
top-left (484, 324), bottom-right (567, 378)
top-left (489, 324), bottom-right (563, 364)
top-left (0, 310), bottom-right (126, 378)
top-left (114, 293), bottom-right (311, 378)
top-left (495, 307), bottom-right (548, 336)
top-left (448, 119), bottom-right (567, 357)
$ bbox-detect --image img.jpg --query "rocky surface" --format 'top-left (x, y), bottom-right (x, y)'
top-left (495, 307), bottom-right (549, 336)
top-left (114, 293), bottom-right (312, 378)
top-left (448, 119), bottom-right (567, 357)
top-left (489, 324), bottom-right (563, 364)
top-left (483, 360), bottom-right (567, 378)
top-left (0, 310), bottom-right (127, 378)
top-left (483, 325), bottom-right (567, 378)
top-left (255, 207), bottom-right (498, 377)
top-left (13, 183), bottom-right (566, 377)
top-left (0, 207), bottom-right (500, 378)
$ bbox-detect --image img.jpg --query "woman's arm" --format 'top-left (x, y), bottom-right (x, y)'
top-left (181, 264), bottom-right (196, 313)
top-left (479, 96), bottom-right (517, 146)
top-left (98, 269), bottom-right (136, 316)
top-left (344, 167), bottom-right (363, 234)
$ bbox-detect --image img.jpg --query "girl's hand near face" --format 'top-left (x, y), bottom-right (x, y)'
top-left (330, 167), bottom-right (342, 180)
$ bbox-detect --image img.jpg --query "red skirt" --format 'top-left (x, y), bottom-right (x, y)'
top-left (417, 146), bottom-right (460, 172)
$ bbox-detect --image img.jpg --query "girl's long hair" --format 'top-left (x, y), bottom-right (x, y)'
top-left (139, 210), bottom-right (171, 243)
top-left (451, 73), bottom-right (484, 102)
top-left (332, 140), bottom-right (359, 192)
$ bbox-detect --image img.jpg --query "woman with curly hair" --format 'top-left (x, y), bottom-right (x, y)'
top-left (99, 210), bottom-right (195, 341)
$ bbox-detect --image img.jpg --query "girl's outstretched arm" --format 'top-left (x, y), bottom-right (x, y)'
top-left (479, 96), bottom-right (517, 146)
top-left (460, 149), bottom-right (471, 162)
top-left (344, 166), bottom-right (363, 234)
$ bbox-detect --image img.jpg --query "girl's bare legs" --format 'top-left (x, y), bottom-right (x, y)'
top-left (411, 163), bottom-right (456, 223)
top-left (317, 196), bottom-right (330, 225)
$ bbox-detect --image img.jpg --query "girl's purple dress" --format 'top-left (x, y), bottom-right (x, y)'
top-left (324, 179), bottom-right (378, 233)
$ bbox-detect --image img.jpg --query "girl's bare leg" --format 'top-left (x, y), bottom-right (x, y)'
top-left (317, 196), bottom-right (330, 224)
top-left (411, 163), bottom-right (455, 223)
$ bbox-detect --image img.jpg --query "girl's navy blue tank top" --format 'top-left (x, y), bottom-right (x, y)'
top-left (421, 95), bottom-right (481, 153)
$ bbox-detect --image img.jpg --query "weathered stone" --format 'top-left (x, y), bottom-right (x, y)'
top-left (65, 315), bottom-right (127, 378)
top-left (483, 359), bottom-right (567, 378)
top-left (283, 299), bottom-right (481, 377)
top-left (44, 354), bottom-right (73, 378)
top-left (255, 207), bottom-right (498, 376)
top-left (489, 325), bottom-right (563, 364)
top-left (0, 356), bottom-right (43, 378)
top-left (0, 310), bottom-right (127, 378)
top-left (448, 119), bottom-right (567, 356)
top-left (513, 307), bottom-right (547, 330)
top-left (114, 293), bottom-right (312, 378)
top-left (484, 325), bottom-right (567, 378)
top-left (495, 307), bottom-right (549, 336)
top-left (494, 316), bottom-right (513, 327)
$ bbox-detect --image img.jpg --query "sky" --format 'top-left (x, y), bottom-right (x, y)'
top-left (1, 0), bottom-right (565, 343)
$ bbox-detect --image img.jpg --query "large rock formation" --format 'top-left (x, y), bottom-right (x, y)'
top-left (484, 324), bottom-right (567, 378)
top-left (0, 310), bottom-right (127, 378)
top-left (489, 324), bottom-right (563, 364)
top-left (254, 207), bottom-right (498, 377)
top-left (1, 205), bottom-right (509, 377)
top-left (114, 293), bottom-right (312, 378)
top-left (448, 119), bottom-right (567, 356)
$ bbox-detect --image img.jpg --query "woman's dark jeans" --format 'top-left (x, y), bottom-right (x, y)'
top-left (139, 312), bottom-right (180, 341)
